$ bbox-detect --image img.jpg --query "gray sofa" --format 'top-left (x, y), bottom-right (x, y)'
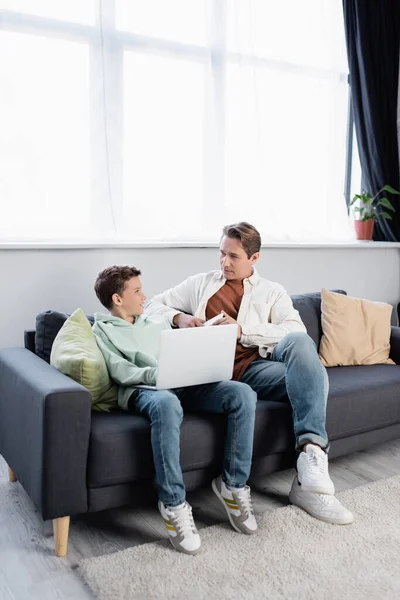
top-left (1, 290), bottom-right (400, 556)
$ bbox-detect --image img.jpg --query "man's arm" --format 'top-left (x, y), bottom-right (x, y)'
top-left (145, 274), bottom-right (205, 328)
top-left (95, 333), bottom-right (157, 387)
top-left (240, 288), bottom-right (306, 348)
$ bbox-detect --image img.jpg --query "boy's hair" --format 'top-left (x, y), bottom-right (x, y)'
top-left (221, 222), bottom-right (261, 258)
top-left (94, 265), bottom-right (141, 310)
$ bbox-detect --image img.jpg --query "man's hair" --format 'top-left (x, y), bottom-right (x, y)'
top-left (94, 265), bottom-right (141, 310)
top-left (221, 222), bottom-right (262, 258)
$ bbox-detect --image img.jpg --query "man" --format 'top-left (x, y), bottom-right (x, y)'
top-left (93, 265), bottom-right (258, 556)
top-left (145, 222), bottom-right (354, 524)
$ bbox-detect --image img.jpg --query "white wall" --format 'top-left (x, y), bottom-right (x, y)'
top-left (0, 245), bottom-right (399, 347)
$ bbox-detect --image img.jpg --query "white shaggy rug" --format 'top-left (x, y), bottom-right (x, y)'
top-left (78, 475), bottom-right (400, 600)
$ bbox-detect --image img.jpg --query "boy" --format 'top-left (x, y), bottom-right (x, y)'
top-left (93, 265), bottom-right (258, 555)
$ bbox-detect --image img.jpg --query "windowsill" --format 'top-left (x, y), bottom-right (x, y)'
top-left (1, 241), bottom-right (400, 250)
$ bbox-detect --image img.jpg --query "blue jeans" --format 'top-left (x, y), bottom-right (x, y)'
top-left (132, 381), bottom-right (257, 508)
top-left (240, 332), bottom-right (329, 451)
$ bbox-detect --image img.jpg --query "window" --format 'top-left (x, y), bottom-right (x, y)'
top-left (122, 51), bottom-right (205, 240)
top-left (0, 31), bottom-right (90, 238)
top-left (0, 0), bottom-right (354, 243)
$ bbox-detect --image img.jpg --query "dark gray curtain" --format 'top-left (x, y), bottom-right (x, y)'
top-left (343, 0), bottom-right (400, 241)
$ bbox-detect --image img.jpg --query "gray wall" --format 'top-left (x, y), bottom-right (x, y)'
top-left (0, 246), bottom-right (399, 347)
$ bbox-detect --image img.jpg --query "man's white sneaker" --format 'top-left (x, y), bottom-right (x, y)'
top-left (289, 476), bottom-right (354, 525)
top-left (158, 501), bottom-right (201, 555)
top-left (297, 444), bottom-right (335, 495)
top-left (212, 476), bottom-right (257, 535)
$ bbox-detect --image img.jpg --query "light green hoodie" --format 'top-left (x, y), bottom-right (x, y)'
top-left (93, 312), bottom-right (171, 410)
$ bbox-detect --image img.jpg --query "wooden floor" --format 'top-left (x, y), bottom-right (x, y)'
top-left (2, 439), bottom-right (400, 599)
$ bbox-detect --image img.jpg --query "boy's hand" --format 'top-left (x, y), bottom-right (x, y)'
top-left (173, 313), bottom-right (205, 328)
top-left (213, 311), bottom-right (242, 339)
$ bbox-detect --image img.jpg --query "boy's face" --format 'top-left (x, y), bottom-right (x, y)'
top-left (112, 276), bottom-right (146, 317)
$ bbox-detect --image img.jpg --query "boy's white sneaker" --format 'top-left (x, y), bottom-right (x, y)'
top-left (289, 477), bottom-right (354, 525)
top-left (212, 476), bottom-right (257, 535)
top-left (158, 500), bottom-right (201, 555)
top-left (297, 444), bottom-right (335, 495)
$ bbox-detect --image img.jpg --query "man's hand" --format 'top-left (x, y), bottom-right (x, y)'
top-left (173, 313), bottom-right (205, 328)
top-left (213, 311), bottom-right (242, 340)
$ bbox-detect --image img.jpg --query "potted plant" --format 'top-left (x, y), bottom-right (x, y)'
top-left (350, 185), bottom-right (400, 240)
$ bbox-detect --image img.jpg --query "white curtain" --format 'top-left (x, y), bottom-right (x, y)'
top-left (0, 0), bottom-right (355, 243)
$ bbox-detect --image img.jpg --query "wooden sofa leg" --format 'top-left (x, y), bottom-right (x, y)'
top-left (8, 467), bottom-right (17, 482)
top-left (53, 516), bottom-right (70, 557)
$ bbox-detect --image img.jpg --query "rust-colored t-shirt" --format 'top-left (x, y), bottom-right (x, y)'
top-left (206, 280), bottom-right (260, 381)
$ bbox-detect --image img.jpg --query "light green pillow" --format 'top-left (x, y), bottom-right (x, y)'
top-left (50, 308), bottom-right (118, 412)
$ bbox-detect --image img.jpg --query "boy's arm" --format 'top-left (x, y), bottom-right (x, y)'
top-left (95, 333), bottom-right (157, 387)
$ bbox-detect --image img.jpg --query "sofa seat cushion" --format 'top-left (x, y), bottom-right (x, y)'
top-left (87, 401), bottom-right (294, 488)
top-left (326, 365), bottom-right (400, 440)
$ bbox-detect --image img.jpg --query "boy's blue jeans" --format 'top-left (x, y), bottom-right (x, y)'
top-left (241, 331), bottom-right (329, 451)
top-left (132, 381), bottom-right (257, 508)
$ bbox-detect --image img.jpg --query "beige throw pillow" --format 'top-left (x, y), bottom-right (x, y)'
top-left (319, 288), bottom-right (394, 367)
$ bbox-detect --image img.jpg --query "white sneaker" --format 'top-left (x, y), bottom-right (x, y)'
top-left (289, 476), bottom-right (354, 525)
top-left (297, 444), bottom-right (335, 495)
top-left (212, 476), bottom-right (257, 535)
top-left (158, 501), bottom-right (201, 555)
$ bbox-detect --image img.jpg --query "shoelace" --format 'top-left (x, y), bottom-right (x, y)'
top-left (235, 486), bottom-right (254, 519)
top-left (305, 450), bottom-right (328, 475)
top-left (167, 504), bottom-right (197, 536)
top-left (317, 494), bottom-right (335, 506)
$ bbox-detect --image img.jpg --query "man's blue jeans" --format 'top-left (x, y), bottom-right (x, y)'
top-left (241, 332), bottom-right (329, 451)
top-left (132, 381), bottom-right (257, 508)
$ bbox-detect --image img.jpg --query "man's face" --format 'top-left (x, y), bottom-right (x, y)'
top-left (219, 236), bottom-right (259, 281)
top-left (112, 276), bottom-right (146, 317)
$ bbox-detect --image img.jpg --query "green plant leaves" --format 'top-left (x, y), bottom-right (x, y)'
top-left (353, 185), bottom-right (398, 225)
top-left (379, 197), bottom-right (396, 211)
top-left (384, 185), bottom-right (400, 195)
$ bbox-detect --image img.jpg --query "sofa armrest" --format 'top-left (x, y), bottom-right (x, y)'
top-left (0, 348), bottom-right (92, 520)
top-left (390, 327), bottom-right (400, 364)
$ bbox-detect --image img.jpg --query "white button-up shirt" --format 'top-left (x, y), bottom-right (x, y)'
top-left (145, 268), bottom-right (306, 357)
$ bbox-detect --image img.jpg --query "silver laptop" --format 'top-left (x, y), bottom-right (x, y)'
top-left (135, 324), bottom-right (238, 390)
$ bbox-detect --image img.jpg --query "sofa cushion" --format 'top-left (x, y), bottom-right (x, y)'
top-left (319, 288), bottom-right (394, 367)
top-left (35, 310), bottom-right (94, 363)
top-left (87, 401), bottom-right (294, 488)
top-left (326, 364), bottom-right (400, 440)
top-left (291, 290), bottom-right (347, 348)
top-left (50, 309), bottom-right (118, 412)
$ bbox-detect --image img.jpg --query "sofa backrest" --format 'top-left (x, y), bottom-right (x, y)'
top-left (25, 290), bottom-right (347, 361)
top-left (32, 310), bottom-right (94, 363)
top-left (292, 290), bottom-right (346, 347)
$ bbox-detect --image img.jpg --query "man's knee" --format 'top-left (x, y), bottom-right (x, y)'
top-left (283, 331), bottom-right (316, 354)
